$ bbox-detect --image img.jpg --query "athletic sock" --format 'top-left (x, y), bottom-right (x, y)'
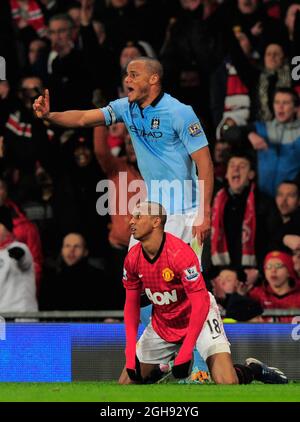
top-left (234, 364), bottom-right (255, 384)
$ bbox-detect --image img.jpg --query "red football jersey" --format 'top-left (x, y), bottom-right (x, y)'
top-left (123, 232), bottom-right (207, 343)
top-left (249, 284), bottom-right (300, 322)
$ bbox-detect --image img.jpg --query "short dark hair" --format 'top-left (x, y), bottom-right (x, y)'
top-left (128, 57), bottom-right (163, 81)
top-left (276, 180), bottom-right (300, 197)
top-left (273, 87), bottom-right (299, 107)
top-left (226, 149), bottom-right (256, 171)
top-left (140, 201), bottom-right (167, 227)
top-left (49, 13), bottom-right (75, 29)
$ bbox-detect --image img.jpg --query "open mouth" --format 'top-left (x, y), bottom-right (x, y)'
top-left (232, 175), bottom-right (241, 182)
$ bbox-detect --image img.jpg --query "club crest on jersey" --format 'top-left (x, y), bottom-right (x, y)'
top-left (162, 267), bottom-right (174, 282)
top-left (188, 122), bottom-right (202, 137)
top-left (184, 266), bottom-right (199, 281)
top-left (151, 117), bottom-right (160, 129)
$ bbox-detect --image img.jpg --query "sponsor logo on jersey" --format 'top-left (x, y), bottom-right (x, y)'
top-left (162, 267), bottom-right (174, 282)
top-left (145, 288), bottom-right (178, 305)
top-left (184, 266), bottom-right (199, 281)
top-left (123, 268), bottom-right (127, 280)
top-left (188, 122), bottom-right (202, 137)
top-left (151, 117), bottom-right (160, 129)
top-left (129, 125), bottom-right (163, 139)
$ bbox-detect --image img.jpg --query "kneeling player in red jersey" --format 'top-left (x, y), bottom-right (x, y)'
top-left (119, 201), bottom-right (288, 385)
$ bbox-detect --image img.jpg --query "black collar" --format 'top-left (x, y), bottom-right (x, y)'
top-left (142, 232), bottom-right (166, 264)
top-left (150, 91), bottom-right (164, 107)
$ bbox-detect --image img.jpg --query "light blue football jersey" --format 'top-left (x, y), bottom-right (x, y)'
top-left (101, 93), bottom-right (208, 214)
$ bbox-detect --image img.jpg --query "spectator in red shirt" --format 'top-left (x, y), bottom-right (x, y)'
top-left (249, 250), bottom-right (300, 321)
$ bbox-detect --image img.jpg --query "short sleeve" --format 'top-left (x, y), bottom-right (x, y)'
top-left (174, 246), bottom-right (206, 295)
top-left (100, 97), bottom-right (128, 126)
top-left (122, 253), bottom-right (142, 290)
top-left (173, 105), bottom-right (208, 155)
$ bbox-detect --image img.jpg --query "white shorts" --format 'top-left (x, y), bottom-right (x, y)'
top-left (129, 212), bottom-right (203, 260)
top-left (136, 293), bottom-right (230, 364)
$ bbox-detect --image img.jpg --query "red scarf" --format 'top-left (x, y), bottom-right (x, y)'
top-left (10, 0), bottom-right (47, 37)
top-left (0, 232), bottom-right (15, 249)
top-left (211, 183), bottom-right (257, 266)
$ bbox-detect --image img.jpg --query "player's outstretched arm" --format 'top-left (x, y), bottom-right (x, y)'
top-left (33, 89), bottom-right (105, 128)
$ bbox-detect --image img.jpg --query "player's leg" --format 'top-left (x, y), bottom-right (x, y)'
top-left (196, 293), bottom-right (238, 384)
top-left (135, 321), bottom-right (179, 383)
top-left (206, 353), bottom-right (238, 384)
top-left (197, 294), bottom-right (288, 384)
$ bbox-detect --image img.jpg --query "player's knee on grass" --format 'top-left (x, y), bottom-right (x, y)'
top-left (207, 353), bottom-right (239, 385)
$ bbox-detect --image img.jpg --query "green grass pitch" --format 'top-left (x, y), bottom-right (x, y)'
top-left (0, 382), bottom-right (299, 402)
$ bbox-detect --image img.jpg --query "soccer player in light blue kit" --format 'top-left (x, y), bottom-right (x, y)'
top-left (33, 57), bottom-right (214, 381)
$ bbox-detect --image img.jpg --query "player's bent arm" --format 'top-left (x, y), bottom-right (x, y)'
top-left (175, 289), bottom-right (210, 366)
top-left (124, 288), bottom-right (141, 370)
top-left (191, 146), bottom-right (214, 218)
top-left (45, 108), bottom-right (106, 128)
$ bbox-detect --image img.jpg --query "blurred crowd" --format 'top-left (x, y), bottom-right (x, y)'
top-left (0, 0), bottom-right (300, 319)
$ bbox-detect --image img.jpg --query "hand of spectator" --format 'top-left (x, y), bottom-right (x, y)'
top-left (248, 132), bottom-right (268, 150)
top-left (251, 21), bottom-right (263, 37)
top-left (17, 18), bottom-right (29, 29)
top-left (283, 235), bottom-right (300, 251)
top-left (236, 281), bottom-right (248, 296)
top-left (80, 0), bottom-right (94, 26)
top-left (244, 268), bottom-right (260, 291)
top-left (33, 89), bottom-right (50, 119)
top-left (8, 247), bottom-right (25, 261)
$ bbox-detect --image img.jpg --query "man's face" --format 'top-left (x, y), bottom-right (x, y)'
top-left (125, 61), bottom-right (152, 104)
top-left (61, 234), bottom-right (87, 266)
top-left (214, 141), bottom-right (229, 163)
top-left (180, 0), bottom-right (201, 11)
top-left (264, 44), bottom-right (284, 71)
top-left (226, 157), bottom-right (254, 194)
top-left (129, 203), bottom-right (157, 240)
top-left (217, 270), bottom-right (240, 294)
top-left (20, 77), bottom-right (43, 109)
top-left (48, 19), bottom-right (72, 53)
top-left (28, 39), bottom-right (47, 65)
top-left (273, 93), bottom-right (296, 123)
top-left (276, 183), bottom-right (300, 217)
top-left (111, 0), bottom-right (128, 8)
top-left (264, 258), bottom-right (290, 289)
top-left (120, 46), bottom-right (141, 69)
top-left (237, 0), bottom-right (257, 14)
top-left (74, 145), bottom-right (92, 167)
